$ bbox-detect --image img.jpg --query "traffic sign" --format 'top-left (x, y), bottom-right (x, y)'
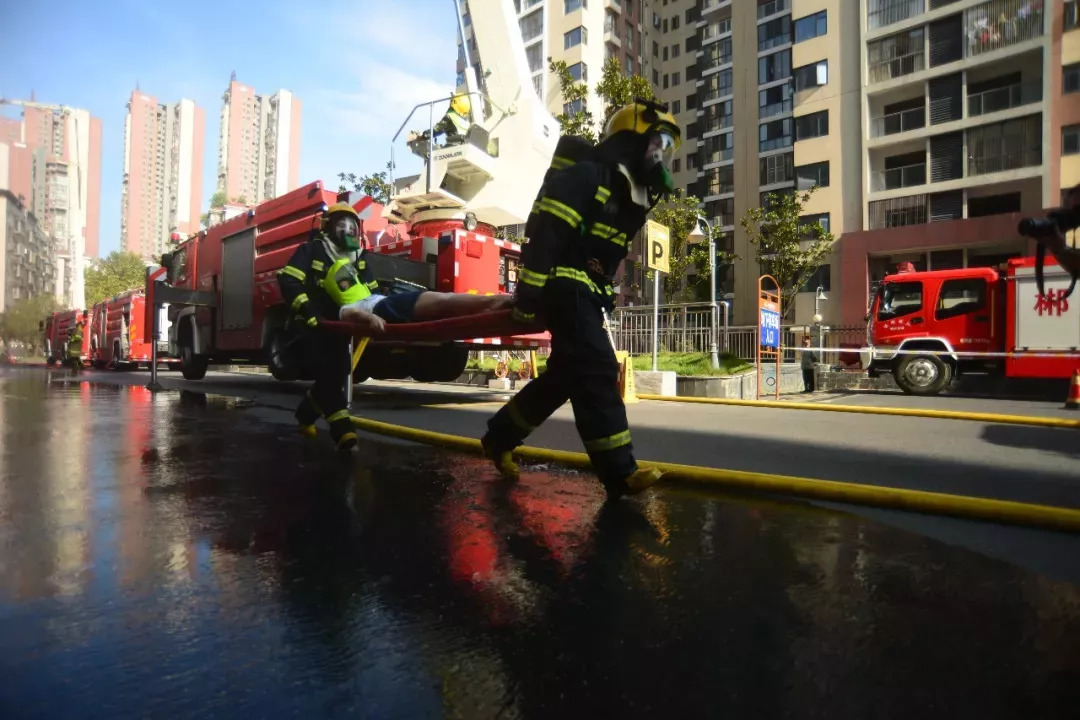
top-left (759, 301), bottom-right (780, 349)
top-left (645, 220), bottom-right (670, 273)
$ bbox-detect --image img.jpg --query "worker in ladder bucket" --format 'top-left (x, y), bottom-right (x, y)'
top-left (481, 99), bottom-right (682, 499)
top-left (277, 202), bottom-right (511, 451)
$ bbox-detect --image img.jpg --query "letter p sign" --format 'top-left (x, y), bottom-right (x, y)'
top-left (645, 220), bottom-right (670, 274)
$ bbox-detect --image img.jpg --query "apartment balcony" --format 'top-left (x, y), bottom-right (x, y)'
top-left (604, 19), bottom-right (621, 48)
top-left (757, 0), bottom-right (789, 21)
top-left (867, 0), bottom-right (924, 32)
top-left (967, 79), bottom-right (1042, 117)
top-left (965, 0), bottom-right (1044, 58)
top-left (871, 104), bottom-right (926, 138)
top-left (869, 194), bottom-right (929, 229)
top-left (868, 47), bottom-right (925, 84)
top-left (760, 99), bottom-right (793, 120)
top-left (702, 147), bottom-right (735, 167)
top-left (872, 163), bottom-right (927, 191)
top-left (605, 0), bottom-right (621, 15)
top-left (702, 17), bottom-right (732, 42)
top-left (702, 0), bottom-right (732, 15)
top-left (967, 148), bottom-right (1041, 177)
top-left (701, 113), bottom-right (733, 134)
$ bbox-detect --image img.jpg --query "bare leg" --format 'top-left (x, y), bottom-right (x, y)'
top-left (411, 292), bottom-right (513, 321)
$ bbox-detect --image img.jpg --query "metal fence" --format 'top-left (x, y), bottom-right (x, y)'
top-left (608, 302), bottom-right (868, 366)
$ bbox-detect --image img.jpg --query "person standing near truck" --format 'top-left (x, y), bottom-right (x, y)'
top-left (801, 336), bottom-right (818, 393)
top-left (66, 321), bottom-right (84, 376)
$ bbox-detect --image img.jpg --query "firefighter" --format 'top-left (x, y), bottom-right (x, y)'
top-left (277, 203), bottom-right (379, 452)
top-left (481, 100), bottom-right (681, 499)
top-left (433, 93), bottom-right (471, 146)
top-left (278, 202), bottom-right (512, 451)
top-left (66, 321), bottom-right (84, 375)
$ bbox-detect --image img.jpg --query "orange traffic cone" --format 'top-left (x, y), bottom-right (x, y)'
top-left (1065, 370), bottom-right (1080, 411)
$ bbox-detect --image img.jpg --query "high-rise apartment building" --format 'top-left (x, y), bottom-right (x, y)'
top-left (121, 91), bottom-right (205, 259)
top-left (0, 101), bottom-right (102, 308)
top-left (475, 0), bottom-right (1068, 324)
top-left (216, 77), bottom-right (302, 205)
top-left (0, 189), bottom-right (58, 313)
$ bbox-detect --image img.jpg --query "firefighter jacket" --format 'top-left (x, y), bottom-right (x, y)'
top-left (66, 328), bottom-right (83, 357)
top-left (514, 159), bottom-right (648, 320)
top-left (277, 234), bottom-right (380, 329)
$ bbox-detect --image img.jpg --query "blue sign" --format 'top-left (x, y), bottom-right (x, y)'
top-left (759, 307), bottom-right (780, 348)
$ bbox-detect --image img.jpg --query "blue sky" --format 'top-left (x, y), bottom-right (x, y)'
top-left (0, 0), bottom-right (460, 256)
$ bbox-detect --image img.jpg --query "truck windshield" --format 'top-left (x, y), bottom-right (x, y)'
top-left (878, 281), bottom-right (922, 320)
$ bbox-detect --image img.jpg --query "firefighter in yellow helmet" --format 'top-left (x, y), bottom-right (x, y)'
top-left (433, 93), bottom-right (471, 146)
top-left (481, 99), bottom-right (682, 499)
top-left (66, 320), bottom-right (85, 375)
top-left (278, 201), bottom-right (511, 451)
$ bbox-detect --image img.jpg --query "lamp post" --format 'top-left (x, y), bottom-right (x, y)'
top-left (687, 214), bottom-right (719, 370)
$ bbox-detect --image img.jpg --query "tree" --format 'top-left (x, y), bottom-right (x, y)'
top-left (209, 190), bottom-right (226, 208)
top-left (84, 251), bottom-right (148, 306)
top-left (548, 59), bottom-right (596, 141)
top-left (740, 187), bottom-right (835, 320)
top-left (647, 190), bottom-right (737, 304)
top-left (594, 56), bottom-right (656, 131)
top-left (549, 56), bottom-right (656, 140)
top-left (338, 161), bottom-right (396, 205)
top-left (0, 294), bottom-right (62, 350)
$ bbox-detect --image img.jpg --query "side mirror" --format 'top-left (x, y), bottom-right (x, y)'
top-left (161, 252), bottom-right (174, 270)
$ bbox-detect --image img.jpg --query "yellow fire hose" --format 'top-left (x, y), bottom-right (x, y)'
top-left (348, 415), bottom-right (1080, 534)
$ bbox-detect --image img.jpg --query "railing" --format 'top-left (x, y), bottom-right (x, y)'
top-left (702, 147), bottom-right (735, 165)
top-left (704, 181), bottom-right (735, 197)
top-left (868, 194), bottom-right (928, 229)
top-left (759, 135), bottom-right (793, 153)
top-left (868, 49), bottom-right (925, 83)
top-left (870, 106), bottom-right (925, 136)
top-left (703, 18), bottom-right (732, 39)
top-left (702, 114), bottom-right (733, 133)
top-left (967, 148), bottom-right (1041, 176)
top-left (871, 163), bottom-right (927, 191)
top-left (757, 0), bottom-right (789, 20)
top-left (964, 0), bottom-right (1045, 57)
top-left (967, 80), bottom-right (1043, 116)
top-left (868, 0), bottom-right (925, 31)
top-left (760, 99), bottom-right (793, 119)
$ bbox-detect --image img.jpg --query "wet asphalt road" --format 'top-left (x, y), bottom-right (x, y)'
top-left (2, 368), bottom-right (1080, 719)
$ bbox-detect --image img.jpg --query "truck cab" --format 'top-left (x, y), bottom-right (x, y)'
top-left (868, 263), bottom-right (1004, 394)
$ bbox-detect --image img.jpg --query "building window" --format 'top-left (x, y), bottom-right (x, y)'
top-left (663, 74), bottom-right (669, 89)
top-left (625, 20), bottom-right (633, 49)
top-left (758, 49), bottom-right (792, 85)
top-left (687, 93), bottom-right (698, 110)
top-left (1064, 125), bottom-right (1080, 156)
top-left (672, 71), bottom-right (681, 86)
top-left (794, 10), bottom-right (827, 43)
top-left (564, 99), bottom-right (585, 115)
top-left (795, 110), bottom-right (829, 140)
top-left (663, 46), bottom-right (669, 61)
top-left (1066, 1), bottom-right (1078, 31)
top-left (759, 83), bottom-right (793, 118)
top-left (672, 100), bottom-right (681, 114)
top-left (794, 60), bottom-right (828, 91)
top-left (796, 161), bottom-right (830, 189)
top-left (653, 69), bottom-right (660, 85)
top-left (800, 213), bottom-right (831, 237)
top-left (564, 0), bottom-right (586, 13)
top-left (568, 62), bottom-right (588, 82)
top-left (1066, 64), bottom-right (1080, 94)
top-left (564, 26), bottom-right (587, 49)
top-left (672, 15), bottom-right (679, 29)
top-left (800, 264), bottom-right (831, 292)
top-left (759, 117), bottom-right (793, 152)
top-left (653, 40), bottom-right (659, 57)
top-left (625, 56), bottom-right (633, 75)
top-left (520, 10), bottom-right (544, 42)
top-left (672, 158), bottom-right (681, 173)
top-left (758, 15), bottom-right (791, 52)
top-left (760, 152), bottom-right (794, 185)
top-left (672, 44), bottom-right (680, 59)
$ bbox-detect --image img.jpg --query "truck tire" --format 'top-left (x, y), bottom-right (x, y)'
top-left (410, 344), bottom-right (469, 383)
top-left (267, 328), bottom-right (300, 382)
top-left (178, 334), bottom-right (207, 382)
top-left (894, 353), bottom-right (951, 396)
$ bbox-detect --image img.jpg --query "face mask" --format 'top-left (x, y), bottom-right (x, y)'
top-left (329, 216), bottom-right (361, 251)
top-left (642, 132), bottom-right (676, 194)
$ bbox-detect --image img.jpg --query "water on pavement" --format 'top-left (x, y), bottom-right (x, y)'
top-left (1, 369), bottom-right (1079, 719)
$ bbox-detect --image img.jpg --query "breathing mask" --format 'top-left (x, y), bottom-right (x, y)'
top-left (327, 214), bottom-right (361, 252)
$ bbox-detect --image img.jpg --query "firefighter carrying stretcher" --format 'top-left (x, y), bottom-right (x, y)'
top-left (276, 202), bottom-right (511, 451)
top-left (481, 99), bottom-right (682, 499)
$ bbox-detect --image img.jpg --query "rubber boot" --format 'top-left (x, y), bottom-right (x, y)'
top-left (481, 434), bottom-right (519, 482)
top-left (336, 431), bottom-right (359, 452)
top-left (604, 467), bottom-right (664, 499)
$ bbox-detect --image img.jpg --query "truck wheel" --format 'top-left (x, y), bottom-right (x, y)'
top-left (410, 344), bottom-right (469, 383)
top-left (894, 353), bottom-right (951, 395)
top-left (180, 342), bottom-right (208, 380)
top-left (267, 328), bottom-right (299, 382)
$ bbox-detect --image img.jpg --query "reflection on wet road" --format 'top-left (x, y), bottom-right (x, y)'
top-left (2, 370), bottom-right (1079, 718)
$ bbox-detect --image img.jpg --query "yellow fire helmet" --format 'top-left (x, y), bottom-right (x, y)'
top-left (321, 202), bottom-right (360, 229)
top-left (450, 93), bottom-right (471, 117)
top-left (604, 100), bottom-right (682, 153)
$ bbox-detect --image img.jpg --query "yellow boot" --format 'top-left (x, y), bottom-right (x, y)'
top-left (606, 467), bottom-right (664, 498)
top-left (298, 424), bottom-right (317, 439)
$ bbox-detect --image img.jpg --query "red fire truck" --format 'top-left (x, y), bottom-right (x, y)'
top-left (41, 308), bottom-right (90, 366)
top-left (87, 289), bottom-right (177, 370)
top-left (866, 256), bottom-right (1080, 394)
top-left (154, 180), bottom-right (544, 382)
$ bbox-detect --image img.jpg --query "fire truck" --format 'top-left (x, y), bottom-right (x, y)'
top-left (87, 289), bottom-right (176, 370)
top-left (154, 182), bottom-right (543, 382)
top-left (866, 256), bottom-right (1079, 395)
top-left (151, 0), bottom-right (559, 384)
top-left (41, 308), bottom-right (89, 365)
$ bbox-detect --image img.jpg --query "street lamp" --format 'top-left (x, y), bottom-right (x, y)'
top-left (813, 285), bottom-right (827, 324)
top-left (687, 214), bottom-right (719, 370)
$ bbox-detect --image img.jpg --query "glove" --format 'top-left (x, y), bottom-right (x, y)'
top-left (512, 283), bottom-right (543, 324)
top-left (305, 316), bottom-right (319, 329)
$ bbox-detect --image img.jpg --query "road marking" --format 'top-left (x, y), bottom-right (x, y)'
top-left (634, 394), bottom-right (1080, 430)
top-left (350, 415), bottom-right (1080, 534)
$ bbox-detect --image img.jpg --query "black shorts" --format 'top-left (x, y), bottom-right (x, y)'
top-left (372, 290), bottom-right (424, 323)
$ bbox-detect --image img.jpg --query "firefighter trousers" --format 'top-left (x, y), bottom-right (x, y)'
top-left (294, 329), bottom-right (354, 442)
top-left (484, 281), bottom-right (636, 487)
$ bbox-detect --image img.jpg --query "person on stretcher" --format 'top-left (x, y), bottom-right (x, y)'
top-left (339, 286), bottom-right (513, 335)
